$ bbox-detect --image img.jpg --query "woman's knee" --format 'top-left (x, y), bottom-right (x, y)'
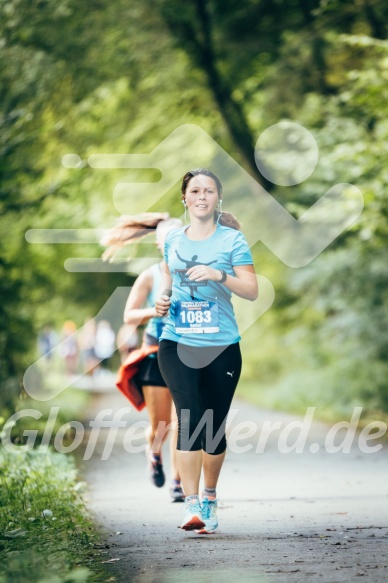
top-left (201, 433), bottom-right (227, 455)
top-left (176, 411), bottom-right (204, 451)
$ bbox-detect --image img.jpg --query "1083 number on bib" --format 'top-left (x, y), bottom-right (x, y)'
top-left (175, 300), bottom-right (219, 334)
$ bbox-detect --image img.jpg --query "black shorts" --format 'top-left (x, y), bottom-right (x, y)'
top-left (158, 340), bottom-right (242, 454)
top-left (136, 353), bottom-right (167, 388)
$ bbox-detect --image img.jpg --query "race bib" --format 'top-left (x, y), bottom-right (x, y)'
top-left (175, 300), bottom-right (219, 334)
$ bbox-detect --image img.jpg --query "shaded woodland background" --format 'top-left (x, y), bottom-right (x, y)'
top-left (2, 0), bottom-right (388, 422)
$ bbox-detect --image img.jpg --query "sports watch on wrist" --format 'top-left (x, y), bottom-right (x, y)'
top-left (218, 269), bottom-right (227, 283)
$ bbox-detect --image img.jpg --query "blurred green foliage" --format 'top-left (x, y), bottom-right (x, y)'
top-left (1, 0), bottom-right (388, 419)
top-left (0, 388), bottom-right (91, 448)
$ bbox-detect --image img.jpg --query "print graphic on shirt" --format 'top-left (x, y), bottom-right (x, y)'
top-left (175, 250), bottom-right (217, 298)
top-left (226, 371), bottom-right (234, 377)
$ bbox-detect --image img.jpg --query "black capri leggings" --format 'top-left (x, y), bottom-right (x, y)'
top-left (158, 340), bottom-right (242, 455)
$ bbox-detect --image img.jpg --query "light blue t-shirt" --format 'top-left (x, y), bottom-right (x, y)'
top-left (160, 224), bottom-right (253, 347)
top-left (144, 263), bottom-right (167, 342)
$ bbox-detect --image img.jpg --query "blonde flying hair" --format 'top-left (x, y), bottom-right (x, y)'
top-left (101, 212), bottom-right (182, 261)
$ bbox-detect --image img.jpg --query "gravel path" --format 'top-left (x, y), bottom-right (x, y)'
top-left (82, 390), bottom-right (388, 583)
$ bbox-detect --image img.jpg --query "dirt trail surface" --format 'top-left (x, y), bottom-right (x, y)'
top-left (81, 390), bottom-right (388, 583)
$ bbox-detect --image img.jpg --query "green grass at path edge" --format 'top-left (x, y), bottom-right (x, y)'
top-left (0, 448), bottom-right (111, 583)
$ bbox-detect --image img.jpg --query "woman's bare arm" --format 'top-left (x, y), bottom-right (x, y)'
top-left (123, 269), bottom-right (157, 325)
top-left (186, 263), bottom-right (258, 301)
top-left (226, 264), bottom-right (258, 301)
top-left (155, 261), bottom-right (173, 316)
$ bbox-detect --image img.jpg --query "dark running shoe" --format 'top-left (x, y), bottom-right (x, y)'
top-left (146, 446), bottom-right (165, 488)
top-left (170, 483), bottom-right (185, 503)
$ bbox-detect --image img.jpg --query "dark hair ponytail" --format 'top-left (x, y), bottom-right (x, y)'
top-left (181, 168), bottom-right (240, 230)
top-left (214, 209), bottom-right (240, 230)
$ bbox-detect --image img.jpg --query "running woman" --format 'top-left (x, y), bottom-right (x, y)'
top-left (156, 169), bottom-right (258, 533)
top-left (103, 213), bottom-right (184, 501)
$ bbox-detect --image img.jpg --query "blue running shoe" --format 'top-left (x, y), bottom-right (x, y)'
top-left (180, 497), bottom-right (205, 531)
top-left (195, 497), bottom-right (218, 534)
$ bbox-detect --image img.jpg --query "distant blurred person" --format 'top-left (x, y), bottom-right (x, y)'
top-left (37, 324), bottom-right (57, 366)
top-left (59, 320), bottom-right (78, 375)
top-left (79, 317), bottom-right (99, 374)
top-left (94, 320), bottom-right (116, 367)
top-left (116, 323), bottom-right (139, 363)
top-left (37, 324), bottom-right (56, 360)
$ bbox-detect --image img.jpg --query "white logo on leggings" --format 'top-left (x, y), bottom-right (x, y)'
top-left (227, 371), bottom-right (234, 377)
